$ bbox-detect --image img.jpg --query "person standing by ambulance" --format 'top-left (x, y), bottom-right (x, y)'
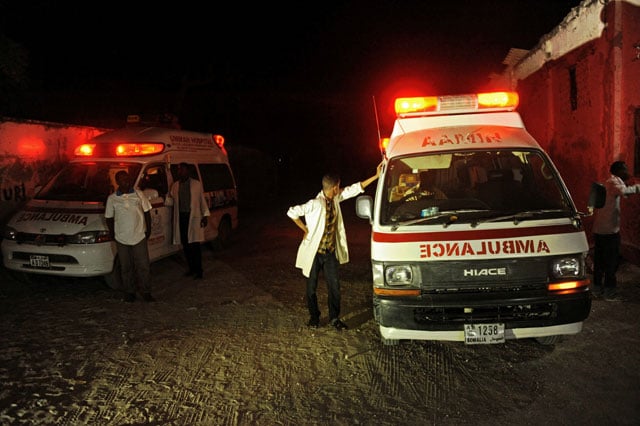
top-left (592, 160), bottom-right (640, 301)
top-left (105, 170), bottom-right (153, 302)
top-left (287, 162), bottom-right (382, 330)
top-left (168, 163), bottom-right (210, 280)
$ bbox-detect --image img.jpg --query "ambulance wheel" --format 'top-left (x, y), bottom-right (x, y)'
top-left (103, 256), bottom-right (122, 290)
top-left (535, 335), bottom-right (561, 345)
top-left (214, 217), bottom-right (232, 250)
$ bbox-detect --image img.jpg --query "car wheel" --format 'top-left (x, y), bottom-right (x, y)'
top-left (214, 217), bottom-right (232, 250)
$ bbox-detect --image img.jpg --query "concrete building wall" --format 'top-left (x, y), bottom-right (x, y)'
top-left (506, 0), bottom-right (640, 263)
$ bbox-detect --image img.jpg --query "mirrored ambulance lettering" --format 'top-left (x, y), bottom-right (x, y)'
top-left (419, 239), bottom-right (550, 258)
top-left (16, 212), bottom-right (89, 225)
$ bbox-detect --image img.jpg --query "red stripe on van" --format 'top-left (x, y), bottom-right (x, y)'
top-left (373, 225), bottom-right (578, 242)
top-left (24, 206), bottom-right (105, 214)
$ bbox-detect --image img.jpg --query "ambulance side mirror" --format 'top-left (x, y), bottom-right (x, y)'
top-left (356, 195), bottom-right (373, 224)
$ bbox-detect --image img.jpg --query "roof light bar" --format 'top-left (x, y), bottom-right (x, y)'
top-left (115, 143), bottom-right (165, 156)
top-left (394, 91), bottom-right (519, 117)
top-left (73, 142), bottom-right (165, 157)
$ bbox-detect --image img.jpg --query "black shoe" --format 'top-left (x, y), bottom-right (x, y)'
top-left (307, 318), bottom-right (320, 328)
top-left (331, 319), bottom-right (348, 330)
top-left (123, 293), bottom-right (136, 303)
top-left (142, 293), bottom-right (155, 302)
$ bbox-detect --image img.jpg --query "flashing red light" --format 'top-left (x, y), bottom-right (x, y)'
top-left (115, 143), bottom-right (164, 156)
top-left (477, 91), bottom-right (519, 108)
top-left (74, 142), bottom-right (165, 157)
top-left (394, 91), bottom-right (519, 116)
top-left (74, 144), bottom-right (95, 156)
top-left (213, 134), bottom-right (225, 149)
top-left (379, 137), bottom-right (390, 152)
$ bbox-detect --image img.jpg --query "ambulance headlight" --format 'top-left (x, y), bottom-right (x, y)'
top-left (385, 265), bottom-right (416, 285)
top-left (68, 230), bottom-right (112, 244)
top-left (551, 256), bottom-right (582, 278)
top-left (2, 226), bottom-right (18, 241)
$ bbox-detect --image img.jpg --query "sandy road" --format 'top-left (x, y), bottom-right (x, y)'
top-left (0, 206), bottom-right (638, 425)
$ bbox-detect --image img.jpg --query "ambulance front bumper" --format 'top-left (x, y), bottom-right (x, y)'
top-left (374, 292), bottom-right (592, 342)
top-left (1, 240), bottom-right (115, 277)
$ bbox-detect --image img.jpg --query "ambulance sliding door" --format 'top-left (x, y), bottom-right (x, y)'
top-left (138, 163), bottom-right (176, 260)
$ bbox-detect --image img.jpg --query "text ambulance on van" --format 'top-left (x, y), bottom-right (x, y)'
top-left (356, 91), bottom-right (593, 346)
top-left (1, 126), bottom-right (238, 287)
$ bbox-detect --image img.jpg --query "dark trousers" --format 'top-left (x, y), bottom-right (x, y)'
top-left (306, 251), bottom-right (340, 322)
top-left (180, 212), bottom-right (202, 275)
top-left (593, 232), bottom-right (620, 294)
top-left (117, 239), bottom-right (151, 294)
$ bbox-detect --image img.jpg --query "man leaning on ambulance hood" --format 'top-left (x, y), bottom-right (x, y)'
top-left (287, 161), bottom-right (383, 330)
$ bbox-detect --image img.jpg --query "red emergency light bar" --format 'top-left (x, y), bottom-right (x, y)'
top-left (74, 142), bottom-right (165, 157)
top-left (394, 91), bottom-right (519, 117)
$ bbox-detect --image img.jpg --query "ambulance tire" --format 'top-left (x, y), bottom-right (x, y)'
top-left (535, 335), bottom-right (561, 345)
top-left (213, 217), bottom-right (232, 250)
top-left (103, 256), bottom-right (123, 290)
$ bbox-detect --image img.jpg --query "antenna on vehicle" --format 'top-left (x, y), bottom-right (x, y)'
top-left (372, 95), bottom-right (381, 142)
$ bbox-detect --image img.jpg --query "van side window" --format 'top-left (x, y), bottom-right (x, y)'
top-left (140, 164), bottom-right (169, 198)
top-left (199, 163), bottom-right (235, 192)
top-left (169, 163), bottom-right (199, 181)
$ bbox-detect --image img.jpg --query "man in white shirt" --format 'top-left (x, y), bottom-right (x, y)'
top-left (592, 161), bottom-right (640, 302)
top-left (287, 162), bottom-right (382, 330)
top-left (105, 170), bottom-right (153, 302)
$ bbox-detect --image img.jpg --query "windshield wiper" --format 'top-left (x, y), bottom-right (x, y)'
top-left (391, 210), bottom-right (487, 231)
top-left (470, 209), bottom-right (568, 227)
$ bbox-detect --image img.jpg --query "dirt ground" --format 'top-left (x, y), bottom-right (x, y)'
top-left (0, 201), bottom-right (639, 426)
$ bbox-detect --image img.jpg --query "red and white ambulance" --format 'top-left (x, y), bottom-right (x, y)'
top-left (356, 91), bottom-right (593, 345)
top-left (1, 126), bottom-right (238, 287)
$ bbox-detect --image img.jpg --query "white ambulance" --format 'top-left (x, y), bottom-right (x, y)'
top-left (1, 126), bottom-right (238, 287)
top-left (356, 91), bottom-right (595, 346)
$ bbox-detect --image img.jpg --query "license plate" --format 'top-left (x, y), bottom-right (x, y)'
top-left (464, 323), bottom-right (505, 344)
top-left (30, 255), bottom-right (50, 268)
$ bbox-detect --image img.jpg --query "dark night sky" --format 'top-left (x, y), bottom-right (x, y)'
top-left (1, 0), bottom-right (583, 180)
top-left (3, 1), bottom-right (583, 91)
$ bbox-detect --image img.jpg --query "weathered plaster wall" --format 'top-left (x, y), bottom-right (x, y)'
top-left (0, 119), bottom-right (107, 224)
top-left (514, 0), bottom-right (640, 263)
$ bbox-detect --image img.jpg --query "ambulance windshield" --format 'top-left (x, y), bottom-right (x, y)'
top-left (380, 149), bottom-right (573, 226)
top-left (36, 162), bottom-right (142, 203)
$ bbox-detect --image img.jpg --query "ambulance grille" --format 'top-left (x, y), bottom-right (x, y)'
top-left (420, 258), bottom-right (549, 293)
top-left (14, 232), bottom-right (73, 246)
